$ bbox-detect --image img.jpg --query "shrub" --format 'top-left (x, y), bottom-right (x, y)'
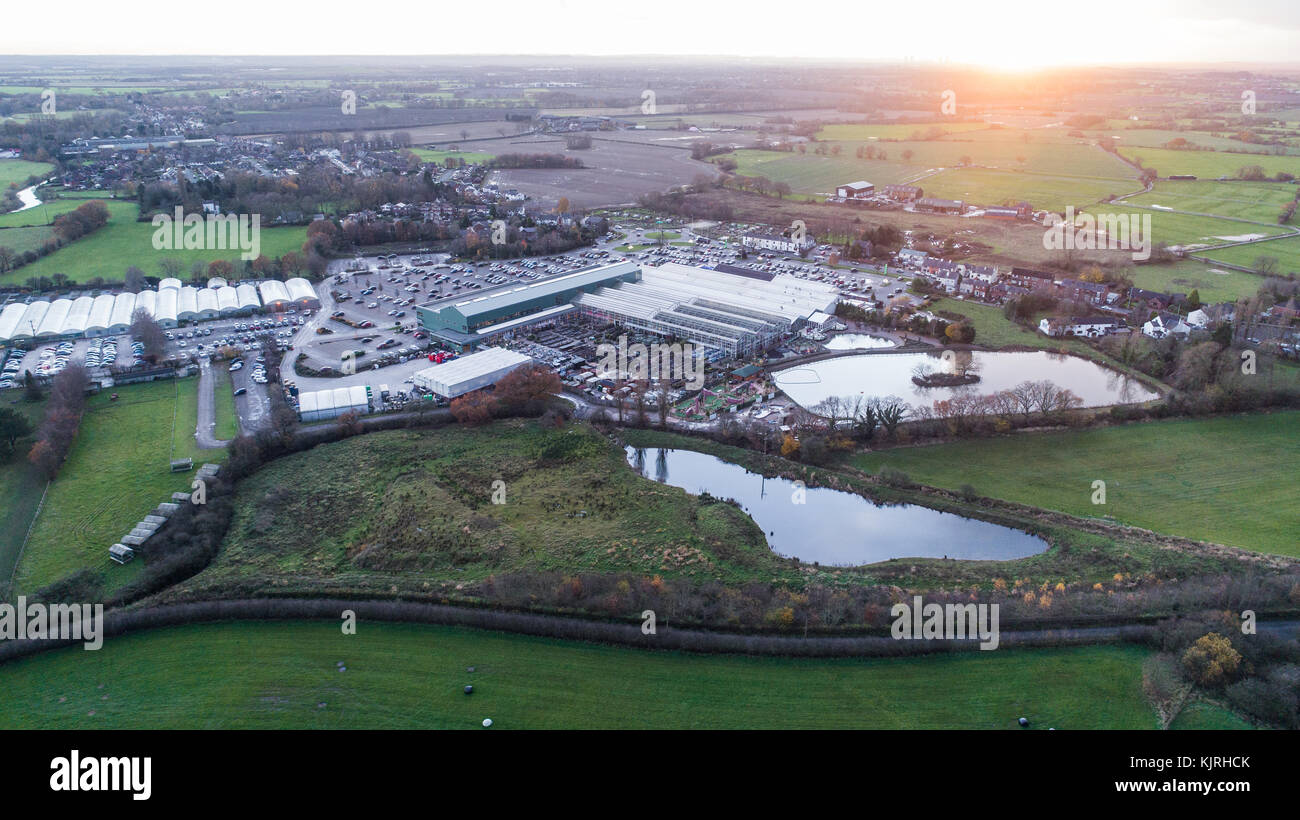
top-left (1182, 632), bottom-right (1242, 688)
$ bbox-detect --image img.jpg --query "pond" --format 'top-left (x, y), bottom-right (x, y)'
top-left (823, 333), bottom-right (897, 351)
top-left (773, 349), bottom-right (1157, 410)
top-left (626, 446), bottom-right (1049, 564)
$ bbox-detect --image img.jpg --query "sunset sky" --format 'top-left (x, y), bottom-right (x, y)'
top-left (3, 0), bottom-right (1299, 66)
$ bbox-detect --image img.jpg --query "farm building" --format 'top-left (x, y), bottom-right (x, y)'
top-left (883, 184), bottom-right (923, 202)
top-left (297, 384), bottom-right (371, 422)
top-left (412, 347), bottom-right (533, 398)
top-left (915, 197), bottom-right (965, 214)
top-left (155, 287), bottom-right (179, 327)
top-left (836, 180), bottom-right (875, 199)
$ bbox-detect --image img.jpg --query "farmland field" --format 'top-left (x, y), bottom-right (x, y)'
top-left (1126, 260), bottom-right (1268, 304)
top-left (13, 378), bottom-right (222, 595)
top-left (1197, 235), bottom-right (1300, 275)
top-left (0, 158), bottom-right (56, 190)
top-left (0, 192), bottom-right (125, 228)
top-left (1078, 204), bottom-right (1290, 248)
top-left (1118, 146), bottom-right (1300, 180)
top-left (0, 201), bottom-right (309, 286)
top-left (852, 412), bottom-right (1300, 555)
top-left (0, 621), bottom-right (1162, 730)
top-left (411, 148), bottom-right (495, 165)
top-left (817, 122), bottom-right (991, 141)
top-left (925, 168), bottom-right (1137, 211)
top-left (0, 225), bottom-right (55, 255)
top-left (1123, 179), bottom-right (1299, 222)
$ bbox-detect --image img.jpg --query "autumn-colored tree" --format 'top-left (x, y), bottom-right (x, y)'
top-left (556, 196), bottom-right (570, 215)
top-left (450, 390), bottom-right (495, 425)
top-left (208, 259), bottom-right (235, 280)
top-left (29, 438), bottom-right (60, 478)
top-left (1182, 633), bottom-right (1242, 688)
top-left (495, 364), bottom-right (561, 404)
top-left (336, 409), bottom-right (364, 437)
top-left (779, 434), bottom-right (800, 457)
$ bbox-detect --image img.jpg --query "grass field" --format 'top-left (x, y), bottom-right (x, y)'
top-left (213, 366), bottom-right (238, 440)
top-left (1119, 146), bottom-right (1300, 180)
top-left (0, 225), bottom-right (55, 255)
top-left (817, 123), bottom-right (991, 141)
top-left (0, 397), bottom-right (48, 583)
top-left (1078, 204), bottom-right (1289, 248)
top-left (929, 297), bottom-right (1098, 358)
top-left (0, 201), bottom-right (309, 286)
top-left (1127, 260), bottom-right (1268, 304)
top-left (925, 168), bottom-right (1138, 211)
top-left (0, 192), bottom-right (125, 228)
top-left (411, 149), bottom-right (495, 165)
top-left (1169, 699), bottom-right (1256, 730)
top-left (0, 621), bottom-right (1162, 729)
top-left (852, 412), bottom-right (1300, 555)
top-left (13, 378), bottom-right (222, 595)
top-left (1088, 129), bottom-right (1300, 155)
top-left (1197, 235), bottom-right (1300, 276)
top-left (0, 158), bottom-right (56, 191)
top-left (1123, 179), bottom-right (1300, 223)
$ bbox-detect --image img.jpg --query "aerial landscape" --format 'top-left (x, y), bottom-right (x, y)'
top-left (0, 0), bottom-right (1295, 801)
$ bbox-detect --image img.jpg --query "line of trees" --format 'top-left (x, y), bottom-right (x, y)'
top-left (27, 363), bottom-right (91, 479)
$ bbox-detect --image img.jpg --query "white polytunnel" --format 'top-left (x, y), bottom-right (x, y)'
top-left (134, 289), bottom-right (157, 319)
top-left (0, 303), bottom-right (29, 342)
top-left (85, 293), bottom-right (116, 336)
top-left (258, 279), bottom-right (290, 309)
top-left (37, 299), bottom-right (72, 337)
top-left (236, 283), bottom-right (260, 313)
top-left (196, 287), bottom-right (219, 319)
top-left (12, 301), bottom-right (48, 341)
top-left (284, 277), bottom-right (320, 309)
top-left (155, 287), bottom-right (178, 327)
top-left (108, 292), bottom-right (136, 333)
top-left (217, 285), bottom-right (239, 315)
top-left (178, 286), bottom-right (199, 320)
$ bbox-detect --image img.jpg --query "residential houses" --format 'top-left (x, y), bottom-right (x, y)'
top-left (742, 231), bottom-right (815, 254)
top-left (1143, 312), bottom-right (1192, 339)
top-left (1038, 316), bottom-right (1126, 338)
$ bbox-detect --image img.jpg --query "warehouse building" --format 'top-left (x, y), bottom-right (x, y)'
top-left (412, 346), bottom-right (532, 398)
top-left (297, 384), bottom-right (371, 422)
top-left (573, 262), bottom-right (839, 358)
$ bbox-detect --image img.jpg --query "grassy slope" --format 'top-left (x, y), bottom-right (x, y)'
top-left (0, 201), bottom-right (309, 286)
top-left (1077, 204), bottom-right (1288, 247)
top-left (181, 420), bottom-right (786, 598)
top-left (852, 412), bottom-right (1300, 555)
top-left (0, 225), bottom-right (54, 255)
top-left (924, 168), bottom-right (1135, 212)
top-left (0, 621), bottom-right (1159, 729)
top-left (14, 378), bottom-right (223, 594)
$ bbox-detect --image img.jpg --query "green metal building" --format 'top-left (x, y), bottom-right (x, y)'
top-left (417, 261), bottom-right (639, 349)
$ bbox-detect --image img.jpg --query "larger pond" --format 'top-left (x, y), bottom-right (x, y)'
top-left (626, 446), bottom-right (1049, 564)
top-left (773, 349), bottom-right (1157, 410)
